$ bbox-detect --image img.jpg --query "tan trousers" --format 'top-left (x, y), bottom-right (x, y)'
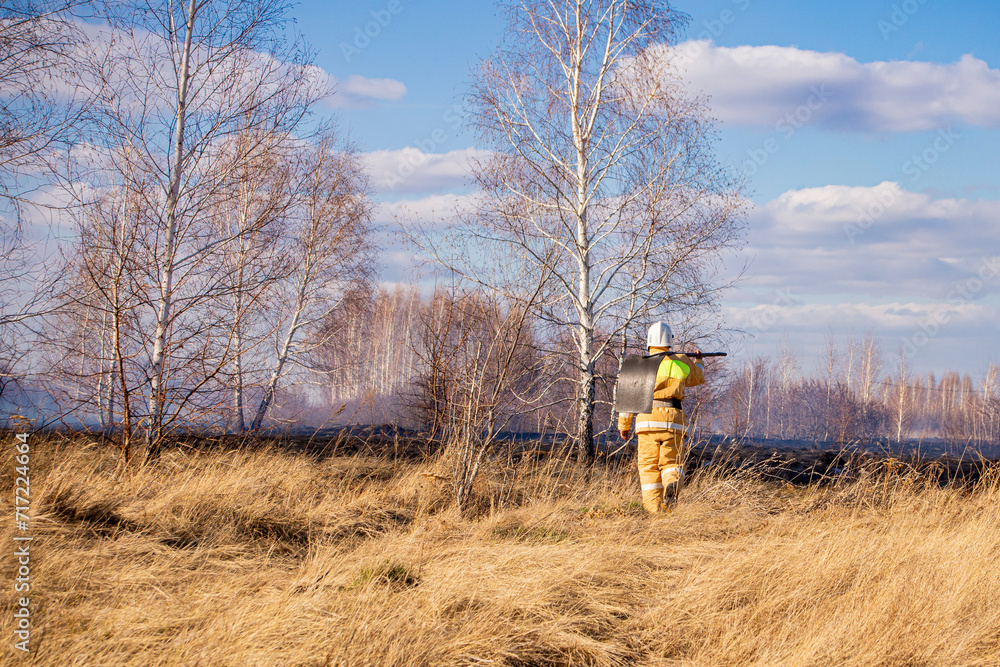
top-left (637, 430), bottom-right (685, 513)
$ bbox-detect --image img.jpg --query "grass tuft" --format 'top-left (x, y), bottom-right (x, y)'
top-left (350, 561), bottom-right (420, 590)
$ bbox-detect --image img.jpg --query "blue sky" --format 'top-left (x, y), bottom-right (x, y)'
top-left (289, 0), bottom-right (1000, 378)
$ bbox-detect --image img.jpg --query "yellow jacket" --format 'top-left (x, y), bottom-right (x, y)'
top-left (618, 347), bottom-right (704, 434)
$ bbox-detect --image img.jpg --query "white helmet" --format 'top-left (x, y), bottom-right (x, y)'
top-left (647, 321), bottom-right (673, 348)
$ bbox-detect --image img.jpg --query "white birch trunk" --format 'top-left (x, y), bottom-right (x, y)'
top-left (146, 0), bottom-right (197, 456)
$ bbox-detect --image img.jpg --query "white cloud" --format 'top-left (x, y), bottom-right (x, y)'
top-left (30, 21), bottom-right (404, 112)
top-left (667, 41), bottom-right (1000, 132)
top-left (328, 74), bottom-right (407, 108)
top-left (735, 183), bottom-right (1000, 302)
top-left (364, 147), bottom-right (491, 194)
top-left (376, 193), bottom-right (476, 226)
top-left (721, 183), bottom-right (1000, 372)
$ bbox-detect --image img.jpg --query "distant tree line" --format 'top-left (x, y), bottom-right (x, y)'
top-left (701, 334), bottom-right (1000, 446)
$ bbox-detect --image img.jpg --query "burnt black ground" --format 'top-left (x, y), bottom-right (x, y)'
top-left (682, 435), bottom-right (996, 487)
top-left (55, 425), bottom-right (1000, 487)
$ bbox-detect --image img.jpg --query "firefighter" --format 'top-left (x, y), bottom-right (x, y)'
top-left (618, 322), bottom-right (704, 513)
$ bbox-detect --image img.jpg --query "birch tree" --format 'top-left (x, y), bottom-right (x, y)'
top-left (212, 130), bottom-right (296, 432)
top-left (248, 132), bottom-right (373, 431)
top-left (417, 0), bottom-right (746, 461)
top-left (59, 183), bottom-right (148, 460)
top-left (71, 0), bottom-right (325, 456)
top-left (982, 363), bottom-right (999, 444)
top-left (890, 345), bottom-right (911, 444)
top-left (858, 333), bottom-right (883, 439)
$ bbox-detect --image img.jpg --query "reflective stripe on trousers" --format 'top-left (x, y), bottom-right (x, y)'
top-left (635, 421), bottom-right (686, 432)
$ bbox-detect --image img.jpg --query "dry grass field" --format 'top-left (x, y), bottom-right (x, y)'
top-left (3, 432), bottom-right (1000, 666)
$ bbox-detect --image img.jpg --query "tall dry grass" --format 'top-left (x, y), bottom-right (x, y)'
top-left (2, 432), bottom-right (1000, 666)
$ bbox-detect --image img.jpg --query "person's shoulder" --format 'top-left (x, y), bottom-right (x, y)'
top-left (678, 353), bottom-right (705, 369)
